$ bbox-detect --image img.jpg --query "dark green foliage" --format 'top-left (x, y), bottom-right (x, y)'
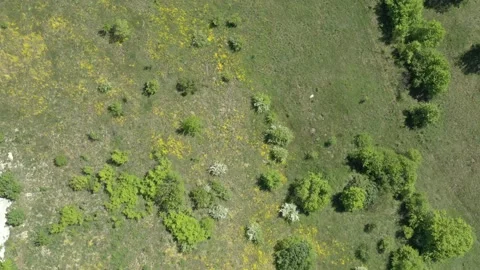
top-left (108, 102), bottom-right (124, 117)
top-left (200, 217), bottom-right (215, 239)
top-left (423, 210), bottom-right (474, 261)
top-left (405, 103), bottom-right (440, 128)
top-left (163, 211), bottom-right (208, 252)
top-left (176, 78), bottom-right (198, 96)
top-left (264, 125), bottom-right (294, 147)
top-left (33, 229), bottom-right (50, 246)
top-left (109, 19), bottom-right (131, 43)
top-left (258, 169), bottom-right (285, 191)
top-left (403, 192), bottom-right (430, 231)
top-left (355, 243), bottom-right (370, 263)
top-left (274, 237), bottom-right (315, 270)
top-left (208, 180), bottom-right (230, 201)
top-left (390, 245), bottom-right (426, 270)
top-left (50, 205), bottom-right (84, 234)
top-left (155, 173), bottom-right (186, 213)
top-left (97, 82), bottom-right (112, 93)
top-left (459, 44), bottom-right (480, 75)
top-left (364, 223), bottom-right (377, 233)
top-left (6, 208), bottom-right (25, 227)
top-left (291, 172), bottom-right (332, 213)
top-left (69, 175), bottom-right (90, 191)
top-left (377, 237), bottom-right (394, 254)
top-left (143, 80), bottom-right (159, 96)
top-left (110, 150), bottom-right (128, 166)
top-left (407, 20), bottom-right (445, 48)
top-left (226, 14), bottom-right (241, 28)
top-left (191, 31), bottom-right (208, 48)
top-left (384, 0), bottom-right (424, 42)
top-left (228, 37), bottom-right (242, 52)
top-left (269, 146), bottom-right (288, 164)
top-left (190, 187), bottom-right (215, 209)
top-left (179, 116), bottom-right (202, 136)
top-left (54, 155), bottom-right (68, 167)
top-left (425, 0), bottom-right (467, 12)
top-left (251, 93), bottom-right (271, 113)
top-left (0, 172), bottom-right (22, 201)
top-left (340, 186), bottom-right (367, 212)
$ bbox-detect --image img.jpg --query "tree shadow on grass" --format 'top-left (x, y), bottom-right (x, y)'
top-left (458, 44), bottom-right (480, 75)
top-left (331, 193), bottom-right (345, 212)
top-left (424, 0), bottom-right (466, 13)
top-left (374, 1), bottom-right (394, 44)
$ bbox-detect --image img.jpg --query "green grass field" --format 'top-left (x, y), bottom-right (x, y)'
top-left (0, 0), bottom-right (478, 269)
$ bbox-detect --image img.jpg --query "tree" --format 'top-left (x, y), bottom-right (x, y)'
top-left (340, 186), bottom-right (367, 211)
top-left (291, 172), bottom-right (332, 213)
top-left (390, 245), bottom-right (426, 270)
top-left (423, 210), bottom-right (474, 261)
top-left (384, 0), bottom-right (424, 42)
top-left (274, 237), bottom-right (315, 270)
top-left (407, 20), bottom-right (445, 48)
top-left (405, 103), bottom-right (441, 128)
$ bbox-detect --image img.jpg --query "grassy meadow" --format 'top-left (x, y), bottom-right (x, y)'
top-left (0, 0), bottom-right (479, 269)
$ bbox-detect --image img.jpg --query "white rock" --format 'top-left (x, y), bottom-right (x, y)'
top-left (309, 94), bottom-right (314, 99)
top-left (0, 198), bottom-right (12, 260)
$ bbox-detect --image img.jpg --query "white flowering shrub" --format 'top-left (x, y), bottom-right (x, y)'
top-left (208, 162), bottom-right (228, 176)
top-left (209, 205), bottom-right (229, 220)
top-left (252, 93), bottom-right (271, 113)
top-left (245, 222), bottom-right (263, 244)
top-left (279, 203), bottom-right (299, 222)
top-left (354, 267), bottom-right (368, 270)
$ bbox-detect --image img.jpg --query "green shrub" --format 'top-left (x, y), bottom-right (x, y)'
top-left (403, 192), bottom-right (430, 230)
top-left (208, 180), bottom-right (230, 201)
top-left (405, 103), bottom-right (440, 128)
top-left (407, 20), bottom-right (445, 48)
top-left (402, 225), bottom-right (414, 239)
top-left (291, 172), bottom-right (332, 213)
top-left (0, 258), bottom-right (17, 270)
top-left (69, 175), bottom-right (90, 191)
top-left (409, 48), bottom-right (450, 100)
top-left (50, 205), bottom-right (84, 234)
top-left (111, 150), bottom-right (128, 166)
top-left (97, 82), bottom-right (112, 93)
top-left (108, 102), bottom-right (124, 117)
top-left (423, 210), bottom-right (474, 261)
top-left (163, 211), bottom-right (208, 252)
top-left (190, 187), bottom-right (215, 209)
top-left (344, 173), bottom-right (379, 208)
top-left (377, 237), bottom-right (394, 254)
top-left (245, 222), bottom-right (263, 244)
top-left (274, 237), bottom-right (315, 270)
top-left (155, 173), bottom-right (186, 213)
top-left (226, 14), bottom-right (241, 28)
top-left (279, 203), bottom-right (300, 223)
top-left (82, 166), bottom-right (95, 176)
top-left (405, 148), bottom-right (422, 164)
top-left (251, 93), bottom-right (271, 113)
top-left (54, 155), bottom-right (68, 167)
top-left (258, 169), bottom-right (285, 191)
top-left (228, 37), bottom-right (242, 52)
top-left (191, 31), bottom-right (208, 48)
top-left (304, 150), bottom-right (319, 160)
top-left (269, 146), bottom-right (288, 164)
top-left (355, 243), bottom-right (370, 263)
top-left (143, 80), bottom-right (159, 96)
top-left (364, 223), bottom-right (377, 233)
top-left (33, 229), bottom-right (51, 246)
top-left (87, 132), bottom-right (101, 141)
top-left (391, 245), bottom-right (426, 270)
top-left (264, 125), bottom-right (294, 147)
top-left (179, 116), bottom-right (202, 136)
top-left (176, 78), bottom-right (198, 96)
top-left (324, 136), bottom-right (337, 147)
top-left (340, 187), bottom-right (367, 212)
top-left (210, 15), bottom-right (223, 28)
top-left (265, 111), bottom-right (278, 125)
top-left (384, 0), bottom-right (424, 42)
top-left (6, 208), bottom-right (25, 227)
top-left (200, 217), bottom-right (215, 239)
top-left (110, 19), bottom-right (131, 43)
top-left (209, 205), bottom-right (229, 220)
top-left (0, 172), bottom-right (22, 201)
top-left (353, 133), bottom-right (373, 148)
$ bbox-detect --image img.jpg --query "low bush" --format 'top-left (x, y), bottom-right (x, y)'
top-left (324, 136), bottom-right (337, 147)
top-left (191, 31), bottom-right (208, 48)
top-left (0, 172), bottom-right (22, 201)
top-left (155, 173), bottom-right (186, 213)
top-left (353, 133), bottom-right (373, 148)
top-left (97, 82), bottom-right (112, 93)
top-left (179, 116), bottom-right (202, 136)
top-left (226, 14), bottom-right (241, 28)
top-left (274, 237), bottom-right (315, 270)
top-left (50, 205), bottom-right (84, 234)
top-left (251, 93), bottom-right (271, 113)
top-left (33, 229), bottom-right (51, 246)
top-left (208, 180), bottom-right (231, 201)
top-left (377, 237), bottom-right (394, 254)
top-left (143, 80), bottom-right (159, 96)
top-left (108, 102), bottom-right (124, 117)
top-left (0, 258), bottom-right (17, 269)
top-left (111, 150), bottom-right (128, 166)
top-left (87, 132), bottom-right (101, 141)
top-left (200, 217), bottom-right (215, 239)
top-left (340, 186), bottom-right (367, 212)
top-left (304, 150), bottom-right (319, 160)
top-left (258, 169), bottom-right (286, 191)
top-left (355, 243), bottom-right (370, 263)
top-left (6, 208), bottom-right (25, 227)
top-left (364, 223), bottom-right (377, 233)
top-left (279, 203), bottom-right (300, 222)
top-left (163, 211), bottom-right (208, 252)
top-left (207, 162), bottom-right (228, 176)
top-left (82, 166), bottom-right (95, 176)
top-left (405, 103), bottom-right (440, 128)
top-left (264, 125), bottom-right (294, 147)
top-left (245, 222), bottom-right (263, 244)
top-left (269, 146), bottom-right (288, 164)
top-left (228, 37), bottom-right (242, 52)
top-left (390, 245), bottom-right (426, 270)
top-left (54, 155), bottom-right (68, 167)
top-left (291, 172), bottom-right (332, 213)
top-left (176, 78), bottom-right (198, 96)
top-left (109, 19), bottom-right (131, 43)
top-left (209, 205), bottom-right (229, 220)
top-left (190, 187), bottom-right (215, 209)
top-left (69, 175), bottom-right (90, 191)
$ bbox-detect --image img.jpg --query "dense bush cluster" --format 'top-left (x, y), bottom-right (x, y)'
top-left (50, 205), bottom-right (84, 234)
top-left (0, 172), bottom-right (22, 201)
top-left (163, 211), bottom-right (209, 252)
top-left (264, 125), bottom-right (294, 147)
top-left (269, 146), bottom-right (289, 164)
top-left (291, 172), bottom-right (332, 213)
top-left (274, 237), bottom-right (315, 270)
top-left (340, 186), bottom-right (367, 212)
top-left (390, 245), bottom-right (426, 270)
